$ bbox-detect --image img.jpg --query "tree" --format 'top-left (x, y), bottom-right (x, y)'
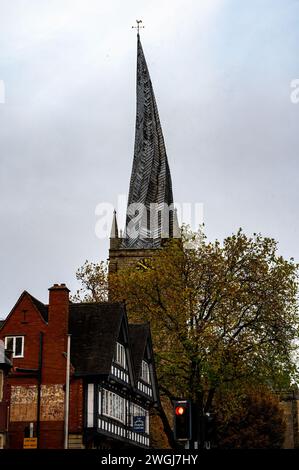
top-left (215, 386), bottom-right (286, 448)
top-left (72, 260), bottom-right (108, 303)
top-left (75, 228), bottom-right (299, 447)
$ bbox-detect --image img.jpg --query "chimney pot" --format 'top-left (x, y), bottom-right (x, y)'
top-left (49, 283), bottom-right (70, 292)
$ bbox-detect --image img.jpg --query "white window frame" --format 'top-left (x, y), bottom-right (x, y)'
top-left (87, 383), bottom-right (94, 428)
top-left (141, 360), bottom-right (150, 384)
top-left (102, 389), bottom-right (126, 424)
top-left (4, 336), bottom-right (24, 358)
top-left (115, 342), bottom-right (126, 369)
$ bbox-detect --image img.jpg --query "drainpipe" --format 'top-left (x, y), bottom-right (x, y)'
top-left (64, 334), bottom-right (71, 449)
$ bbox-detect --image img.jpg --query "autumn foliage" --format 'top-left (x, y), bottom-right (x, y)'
top-left (215, 386), bottom-right (285, 448)
top-left (75, 227), bottom-right (299, 447)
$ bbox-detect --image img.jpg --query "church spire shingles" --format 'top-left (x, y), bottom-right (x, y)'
top-left (122, 34), bottom-right (174, 248)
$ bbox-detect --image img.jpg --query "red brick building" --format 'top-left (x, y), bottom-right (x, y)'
top-left (0, 284), bottom-right (159, 449)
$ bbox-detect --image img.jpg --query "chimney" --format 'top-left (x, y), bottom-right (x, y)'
top-left (43, 283), bottom-right (70, 384)
top-left (48, 283), bottom-right (70, 330)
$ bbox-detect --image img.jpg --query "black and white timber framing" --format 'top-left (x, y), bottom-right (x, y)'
top-left (69, 302), bottom-right (159, 449)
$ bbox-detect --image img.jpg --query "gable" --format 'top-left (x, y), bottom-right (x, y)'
top-left (128, 324), bottom-right (149, 379)
top-left (129, 323), bottom-right (160, 404)
top-left (109, 316), bottom-right (135, 387)
top-left (0, 291), bottom-right (48, 335)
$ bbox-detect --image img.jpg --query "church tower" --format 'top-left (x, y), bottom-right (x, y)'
top-left (109, 32), bottom-right (179, 274)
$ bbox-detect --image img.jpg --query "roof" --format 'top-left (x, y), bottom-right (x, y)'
top-left (28, 293), bottom-right (48, 322)
top-left (69, 302), bottom-right (125, 376)
top-left (0, 292), bottom-right (158, 394)
top-left (69, 303), bottom-right (158, 390)
top-left (129, 323), bottom-right (150, 379)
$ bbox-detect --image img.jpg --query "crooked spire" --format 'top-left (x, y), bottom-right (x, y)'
top-left (122, 34), bottom-right (174, 248)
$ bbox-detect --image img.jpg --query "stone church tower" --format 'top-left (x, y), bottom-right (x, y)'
top-left (109, 33), bottom-right (180, 274)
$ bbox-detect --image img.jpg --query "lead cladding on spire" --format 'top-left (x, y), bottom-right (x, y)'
top-left (122, 34), bottom-right (175, 249)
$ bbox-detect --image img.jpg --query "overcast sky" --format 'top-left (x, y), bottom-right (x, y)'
top-left (1, 0), bottom-right (298, 317)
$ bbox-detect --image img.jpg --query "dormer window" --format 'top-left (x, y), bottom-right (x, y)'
top-left (5, 336), bottom-right (24, 358)
top-left (115, 342), bottom-right (126, 369)
top-left (141, 360), bottom-right (150, 384)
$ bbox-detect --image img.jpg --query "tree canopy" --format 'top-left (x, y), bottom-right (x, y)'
top-left (75, 227), bottom-right (299, 446)
top-left (215, 386), bottom-right (286, 449)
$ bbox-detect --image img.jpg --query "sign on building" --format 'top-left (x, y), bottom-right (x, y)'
top-left (133, 416), bottom-right (145, 433)
top-left (23, 438), bottom-right (38, 449)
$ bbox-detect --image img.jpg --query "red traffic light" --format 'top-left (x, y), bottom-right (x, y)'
top-left (175, 405), bottom-right (186, 416)
top-left (174, 400), bottom-right (192, 441)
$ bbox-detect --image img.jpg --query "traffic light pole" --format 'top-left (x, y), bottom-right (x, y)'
top-left (191, 402), bottom-right (209, 450)
top-left (174, 398), bottom-right (215, 449)
top-left (190, 402), bottom-right (199, 450)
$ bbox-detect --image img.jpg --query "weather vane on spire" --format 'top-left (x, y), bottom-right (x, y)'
top-left (132, 19), bottom-right (144, 35)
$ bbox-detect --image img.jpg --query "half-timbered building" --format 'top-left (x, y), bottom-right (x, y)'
top-left (0, 284), bottom-right (159, 449)
top-left (70, 302), bottom-right (159, 448)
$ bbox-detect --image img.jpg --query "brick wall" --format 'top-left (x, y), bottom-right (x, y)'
top-left (69, 378), bottom-right (84, 433)
top-left (279, 392), bottom-right (299, 449)
top-left (0, 285), bottom-right (84, 449)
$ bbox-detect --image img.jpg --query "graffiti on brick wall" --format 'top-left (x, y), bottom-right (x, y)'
top-left (10, 386), bottom-right (37, 422)
top-left (10, 384), bottom-right (65, 422)
top-left (40, 384), bottom-right (64, 421)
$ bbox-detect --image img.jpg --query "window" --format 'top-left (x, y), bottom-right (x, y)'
top-left (102, 389), bottom-right (126, 424)
top-left (115, 342), bottom-right (126, 369)
top-left (130, 403), bottom-right (149, 434)
top-left (87, 384), bottom-right (94, 428)
top-left (5, 336), bottom-right (24, 358)
top-left (141, 360), bottom-right (150, 384)
top-left (0, 371), bottom-right (3, 402)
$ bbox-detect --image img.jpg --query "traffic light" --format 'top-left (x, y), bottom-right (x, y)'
top-left (203, 412), bottom-right (216, 444)
top-left (173, 399), bottom-right (192, 441)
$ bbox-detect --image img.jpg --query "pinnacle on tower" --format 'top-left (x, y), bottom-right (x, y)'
top-left (110, 210), bottom-right (119, 239)
top-left (173, 208), bottom-right (181, 239)
top-left (110, 210), bottom-right (120, 250)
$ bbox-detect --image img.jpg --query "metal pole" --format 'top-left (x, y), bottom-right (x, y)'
top-left (36, 332), bottom-right (43, 448)
top-left (64, 334), bottom-right (71, 449)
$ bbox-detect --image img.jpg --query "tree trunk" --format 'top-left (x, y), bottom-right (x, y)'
top-left (204, 387), bottom-right (216, 412)
top-left (156, 404), bottom-right (177, 449)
